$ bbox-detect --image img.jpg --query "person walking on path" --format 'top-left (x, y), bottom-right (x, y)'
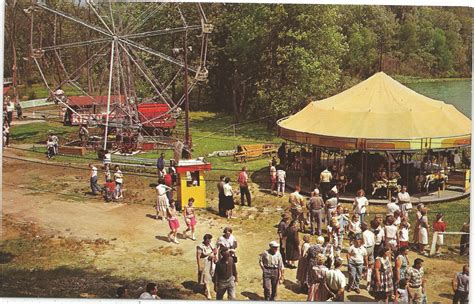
top-left (259, 241), bottom-right (285, 301)
top-left (113, 165), bottom-right (124, 199)
top-left (405, 258), bottom-right (426, 304)
top-left (156, 179), bottom-right (171, 220)
top-left (346, 235), bottom-right (368, 294)
top-left (289, 186), bottom-right (305, 232)
top-left (156, 153), bottom-right (165, 178)
top-left (325, 258), bottom-right (346, 301)
top-left (217, 175), bottom-right (226, 217)
top-left (309, 191), bottom-right (324, 236)
top-left (183, 198), bottom-right (197, 240)
top-left (277, 213), bottom-right (291, 266)
top-left (196, 234), bottom-right (217, 300)
top-left (222, 177), bottom-right (235, 219)
top-left (353, 189), bottom-right (369, 224)
top-left (284, 220), bottom-right (300, 268)
top-left (88, 163), bottom-right (102, 195)
top-left (237, 166), bottom-right (251, 207)
top-left (214, 247), bottom-right (238, 300)
top-left (369, 247), bottom-right (394, 302)
top-left (166, 201), bottom-right (180, 244)
top-left (452, 265), bottom-right (469, 304)
top-left (276, 166), bottom-right (286, 197)
top-left (319, 167), bottom-right (333, 201)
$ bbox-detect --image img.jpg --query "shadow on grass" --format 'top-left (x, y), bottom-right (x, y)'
top-left (347, 294), bottom-right (376, 302)
top-left (250, 167), bottom-right (272, 192)
top-left (181, 280), bottom-right (203, 295)
top-left (0, 251), bottom-right (15, 264)
top-left (438, 293), bottom-right (454, 300)
top-left (241, 291), bottom-right (264, 300)
top-left (0, 266), bottom-right (197, 299)
top-left (283, 279), bottom-right (302, 294)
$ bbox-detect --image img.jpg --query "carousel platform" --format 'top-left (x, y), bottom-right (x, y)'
top-left (286, 171), bottom-right (470, 205)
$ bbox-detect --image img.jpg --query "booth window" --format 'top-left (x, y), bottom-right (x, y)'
top-left (186, 171), bottom-right (200, 187)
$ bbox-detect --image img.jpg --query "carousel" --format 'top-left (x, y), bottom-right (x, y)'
top-left (277, 72), bottom-right (471, 204)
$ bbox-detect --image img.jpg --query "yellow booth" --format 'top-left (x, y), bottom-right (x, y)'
top-left (176, 159), bottom-right (212, 208)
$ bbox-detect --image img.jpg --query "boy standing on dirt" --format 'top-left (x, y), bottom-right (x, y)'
top-left (114, 165), bottom-right (124, 199)
top-left (88, 163), bottom-right (101, 195)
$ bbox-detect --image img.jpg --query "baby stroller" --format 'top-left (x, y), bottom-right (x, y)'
top-left (102, 181), bottom-right (115, 202)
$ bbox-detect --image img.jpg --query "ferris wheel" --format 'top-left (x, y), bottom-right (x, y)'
top-left (25, 0), bottom-right (212, 149)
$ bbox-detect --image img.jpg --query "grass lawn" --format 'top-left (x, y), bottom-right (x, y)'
top-left (16, 84), bottom-right (84, 100)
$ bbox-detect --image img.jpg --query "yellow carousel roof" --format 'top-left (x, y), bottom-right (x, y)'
top-left (277, 72), bottom-right (471, 151)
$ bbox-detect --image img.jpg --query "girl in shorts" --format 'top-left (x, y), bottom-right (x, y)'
top-left (166, 200), bottom-right (180, 244)
top-left (183, 198), bottom-right (197, 240)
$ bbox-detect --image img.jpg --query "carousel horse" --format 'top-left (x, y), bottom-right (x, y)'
top-left (416, 172), bottom-right (449, 193)
top-left (371, 180), bottom-right (388, 196)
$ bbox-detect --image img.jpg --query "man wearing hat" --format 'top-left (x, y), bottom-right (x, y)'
top-left (277, 213), bottom-right (291, 266)
top-left (259, 241), bottom-right (285, 301)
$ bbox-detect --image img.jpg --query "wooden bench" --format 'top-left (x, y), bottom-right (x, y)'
top-left (234, 144), bottom-right (277, 162)
top-left (59, 146), bottom-right (86, 156)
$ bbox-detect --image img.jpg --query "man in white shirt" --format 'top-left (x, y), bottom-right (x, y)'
top-left (326, 258), bottom-right (346, 301)
top-left (319, 167), bottom-right (333, 201)
top-left (397, 185), bottom-right (411, 216)
top-left (387, 199), bottom-right (400, 216)
top-left (346, 236), bottom-right (368, 294)
top-left (139, 282), bottom-right (159, 299)
top-left (88, 163), bottom-right (101, 195)
top-left (362, 222), bottom-right (375, 286)
top-left (276, 167), bottom-right (286, 197)
top-left (288, 186), bottom-right (305, 231)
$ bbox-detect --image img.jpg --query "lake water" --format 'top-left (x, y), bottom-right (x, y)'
top-left (406, 79), bottom-right (472, 118)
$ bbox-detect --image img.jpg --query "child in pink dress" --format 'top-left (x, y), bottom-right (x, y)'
top-left (166, 200), bottom-right (180, 244)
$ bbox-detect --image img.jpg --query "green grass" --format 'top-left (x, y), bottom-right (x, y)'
top-left (10, 121), bottom-right (78, 144)
top-left (16, 84), bottom-right (85, 100)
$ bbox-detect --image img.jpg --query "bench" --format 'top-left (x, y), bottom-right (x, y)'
top-left (59, 146), bottom-right (86, 156)
top-left (234, 144), bottom-right (277, 162)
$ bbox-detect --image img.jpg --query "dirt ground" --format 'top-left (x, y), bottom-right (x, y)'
top-left (0, 148), bottom-right (468, 302)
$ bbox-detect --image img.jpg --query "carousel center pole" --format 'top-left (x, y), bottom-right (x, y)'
top-left (103, 40), bottom-right (116, 150)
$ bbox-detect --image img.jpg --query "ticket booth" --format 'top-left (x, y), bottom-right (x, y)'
top-left (175, 159), bottom-right (212, 208)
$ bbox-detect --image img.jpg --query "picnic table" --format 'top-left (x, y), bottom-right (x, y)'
top-left (234, 143), bottom-right (277, 162)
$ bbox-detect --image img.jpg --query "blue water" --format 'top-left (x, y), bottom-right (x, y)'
top-left (406, 79), bottom-right (472, 118)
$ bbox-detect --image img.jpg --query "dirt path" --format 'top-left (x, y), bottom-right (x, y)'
top-left (1, 153), bottom-right (466, 302)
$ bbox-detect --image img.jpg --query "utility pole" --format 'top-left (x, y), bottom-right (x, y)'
top-left (183, 34), bottom-right (190, 149)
